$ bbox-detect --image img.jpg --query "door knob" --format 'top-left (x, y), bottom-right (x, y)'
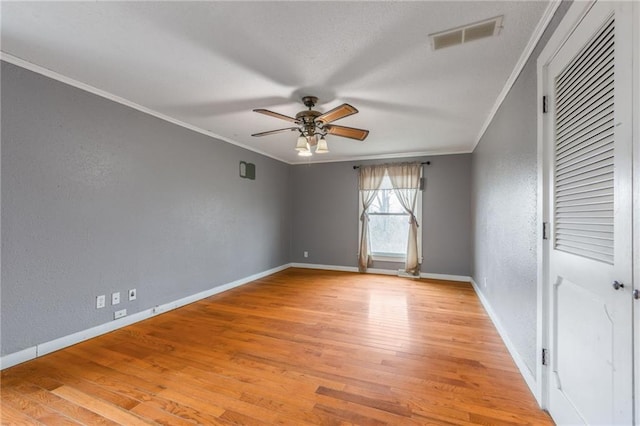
top-left (612, 280), bottom-right (624, 290)
top-left (633, 289), bottom-right (640, 300)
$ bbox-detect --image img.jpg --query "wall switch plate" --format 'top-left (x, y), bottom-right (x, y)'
top-left (112, 292), bottom-right (120, 305)
top-left (304, 251), bottom-right (309, 258)
top-left (128, 288), bottom-right (137, 301)
top-left (96, 295), bottom-right (106, 309)
top-left (114, 309), bottom-right (127, 319)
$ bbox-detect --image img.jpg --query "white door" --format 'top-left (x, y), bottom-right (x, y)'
top-left (544, 1), bottom-right (634, 425)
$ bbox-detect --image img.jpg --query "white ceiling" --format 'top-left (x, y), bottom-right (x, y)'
top-left (1, 1), bottom-right (552, 164)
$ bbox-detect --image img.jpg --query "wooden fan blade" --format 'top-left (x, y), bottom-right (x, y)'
top-left (251, 127), bottom-right (299, 137)
top-left (316, 104), bottom-right (358, 124)
top-left (325, 125), bottom-right (369, 141)
top-left (253, 109), bottom-right (299, 123)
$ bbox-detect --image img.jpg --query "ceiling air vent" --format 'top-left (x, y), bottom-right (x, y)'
top-left (430, 16), bottom-right (503, 50)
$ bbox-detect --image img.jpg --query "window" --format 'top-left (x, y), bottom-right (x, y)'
top-left (359, 174), bottom-right (422, 262)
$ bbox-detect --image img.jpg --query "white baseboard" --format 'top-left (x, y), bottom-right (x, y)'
top-left (470, 278), bottom-right (538, 400)
top-left (420, 272), bottom-right (471, 282)
top-left (37, 309), bottom-right (155, 358)
top-left (290, 262), bottom-right (359, 273)
top-left (1, 263), bottom-right (290, 370)
top-left (0, 347), bottom-right (38, 370)
top-left (288, 263), bottom-right (399, 277)
top-left (290, 262), bottom-right (471, 283)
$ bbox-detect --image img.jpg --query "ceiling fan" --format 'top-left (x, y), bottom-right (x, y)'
top-left (251, 96), bottom-right (369, 156)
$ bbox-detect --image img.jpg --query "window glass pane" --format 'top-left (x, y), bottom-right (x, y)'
top-left (377, 175), bottom-right (394, 190)
top-left (369, 214), bottom-right (409, 256)
top-left (369, 189), bottom-right (405, 214)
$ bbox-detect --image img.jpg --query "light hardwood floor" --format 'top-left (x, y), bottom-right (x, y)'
top-left (1, 268), bottom-right (553, 425)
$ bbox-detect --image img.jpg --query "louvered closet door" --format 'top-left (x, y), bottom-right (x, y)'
top-left (545, 1), bottom-right (633, 424)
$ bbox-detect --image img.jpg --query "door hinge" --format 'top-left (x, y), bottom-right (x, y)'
top-left (542, 222), bottom-right (550, 240)
top-left (542, 96), bottom-right (548, 114)
top-left (542, 348), bottom-right (549, 366)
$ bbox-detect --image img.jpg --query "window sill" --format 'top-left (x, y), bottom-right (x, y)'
top-left (371, 255), bottom-right (406, 263)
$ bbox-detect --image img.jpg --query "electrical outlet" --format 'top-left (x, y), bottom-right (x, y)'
top-left (114, 309), bottom-right (127, 319)
top-left (304, 251), bottom-right (309, 258)
top-left (483, 277), bottom-right (488, 288)
top-left (112, 292), bottom-right (120, 305)
top-left (128, 288), bottom-right (137, 301)
top-left (96, 295), bottom-right (106, 309)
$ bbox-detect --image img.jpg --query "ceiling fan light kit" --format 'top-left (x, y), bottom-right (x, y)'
top-left (295, 135), bottom-right (308, 151)
top-left (316, 137), bottom-right (329, 154)
top-left (298, 142), bottom-right (312, 157)
top-left (252, 95), bottom-right (368, 157)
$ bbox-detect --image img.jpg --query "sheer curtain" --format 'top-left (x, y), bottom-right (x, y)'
top-left (358, 164), bottom-right (386, 272)
top-left (387, 162), bottom-right (422, 275)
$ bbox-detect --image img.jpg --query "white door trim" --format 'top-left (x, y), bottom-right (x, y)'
top-left (537, 0), bottom-right (639, 415)
top-left (633, 1), bottom-right (640, 423)
top-left (536, 0), bottom-right (598, 409)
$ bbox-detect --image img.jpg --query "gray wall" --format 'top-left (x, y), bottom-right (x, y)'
top-left (291, 154), bottom-right (472, 276)
top-left (1, 62), bottom-right (291, 355)
top-left (471, 1), bottom-right (571, 375)
top-left (8, 3), bottom-right (574, 361)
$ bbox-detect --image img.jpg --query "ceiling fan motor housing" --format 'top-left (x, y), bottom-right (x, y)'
top-left (302, 96), bottom-right (318, 108)
top-left (295, 109), bottom-right (322, 140)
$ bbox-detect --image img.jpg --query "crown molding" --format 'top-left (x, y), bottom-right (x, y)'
top-left (289, 148), bottom-right (472, 165)
top-left (1, 52), bottom-right (474, 165)
top-left (473, 0), bottom-right (562, 151)
top-left (0, 52), bottom-right (290, 164)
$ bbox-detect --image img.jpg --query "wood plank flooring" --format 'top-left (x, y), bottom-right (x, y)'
top-left (1, 268), bottom-right (554, 425)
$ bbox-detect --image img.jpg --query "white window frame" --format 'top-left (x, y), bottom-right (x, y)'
top-left (358, 174), bottom-right (423, 263)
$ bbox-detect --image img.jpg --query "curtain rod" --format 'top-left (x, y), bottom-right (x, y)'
top-left (352, 161), bottom-right (430, 170)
